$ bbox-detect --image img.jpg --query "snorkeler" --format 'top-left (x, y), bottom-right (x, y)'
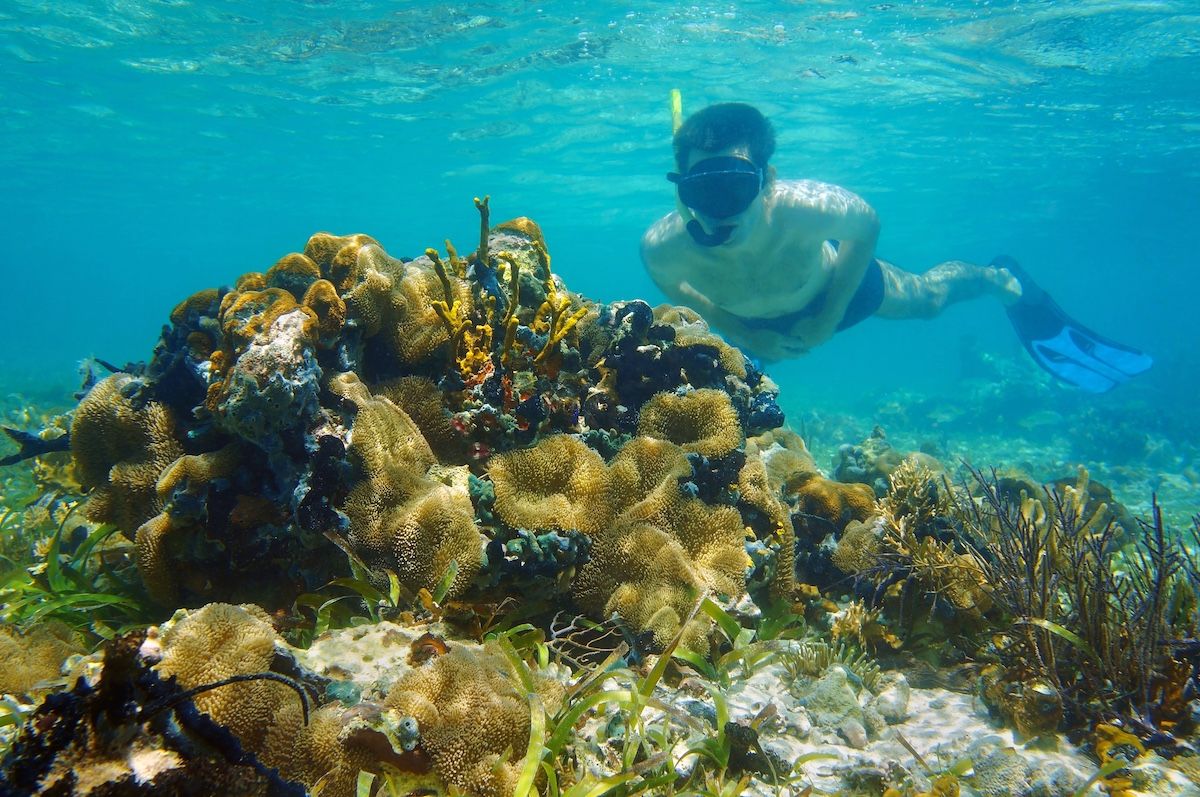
top-left (641, 102), bottom-right (1152, 393)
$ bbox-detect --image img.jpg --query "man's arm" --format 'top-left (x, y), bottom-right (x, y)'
top-left (775, 182), bottom-right (880, 345)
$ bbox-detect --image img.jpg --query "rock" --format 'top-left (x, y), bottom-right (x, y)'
top-left (969, 742), bottom-right (1033, 797)
top-left (871, 674), bottom-right (911, 724)
top-left (839, 718), bottom-right (869, 749)
top-left (798, 665), bottom-right (864, 728)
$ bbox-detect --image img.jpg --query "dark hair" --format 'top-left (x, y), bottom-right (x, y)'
top-left (673, 103), bottom-right (776, 171)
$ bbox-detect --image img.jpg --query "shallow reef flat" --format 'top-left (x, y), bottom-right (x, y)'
top-left (1, 204), bottom-right (1199, 796)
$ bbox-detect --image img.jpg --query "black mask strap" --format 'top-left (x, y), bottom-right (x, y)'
top-left (686, 219), bottom-right (734, 247)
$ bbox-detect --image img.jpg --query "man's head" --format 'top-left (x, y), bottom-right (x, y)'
top-left (668, 103), bottom-right (776, 245)
top-left (673, 103), bottom-right (775, 172)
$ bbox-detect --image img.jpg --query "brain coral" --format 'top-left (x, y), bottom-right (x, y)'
top-left (70, 373), bottom-right (184, 533)
top-left (385, 641), bottom-right (563, 797)
top-left (488, 434), bottom-right (613, 536)
top-left (637, 388), bottom-right (743, 459)
top-left (334, 373), bottom-right (482, 599)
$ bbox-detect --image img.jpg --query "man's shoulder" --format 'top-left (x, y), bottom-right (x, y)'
top-left (641, 212), bottom-right (689, 263)
top-left (771, 178), bottom-right (852, 203)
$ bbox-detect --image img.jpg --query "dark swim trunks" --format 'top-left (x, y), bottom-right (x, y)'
top-left (737, 242), bottom-right (885, 334)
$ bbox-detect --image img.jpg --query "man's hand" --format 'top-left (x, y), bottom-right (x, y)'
top-left (785, 313), bottom-right (840, 350)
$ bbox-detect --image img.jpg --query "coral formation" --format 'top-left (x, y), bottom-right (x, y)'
top-left (385, 641), bottom-right (564, 797)
top-left (637, 388), bottom-right (743, 459)
top-left (0, 623), bottom-right (80, 696)
top-left (488, 434), bottom-right (613, 536)
top-left (70, 373), bottom-right (184, 532)
top-left (334, 373), bottom-right (482, 600)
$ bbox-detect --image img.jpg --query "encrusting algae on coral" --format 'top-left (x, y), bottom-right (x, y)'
top-left (4, 200), bottom-right (1200, 797)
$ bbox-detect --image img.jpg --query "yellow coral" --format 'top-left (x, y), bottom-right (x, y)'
top-left (303, 232), bottom-right (381, 293)
top-left (70, 373), bottom-right (184, 534)
top-left (575, 436), bottom-right (748, 652)
top-left (575, 495), bottom-right (747, 652)
top-left (738, 455), bottom-right (795, 600)
top-left (334, 373), bottom-right (482, 599)
top-left (637, 389), bottom-right (743, 459)
top-left (493, 216), bottom-right (547, 250)
top-left (653, 304), bottom-right (747, 379)
top-left (488, 434), bottom-right (613, 536)
top-left (218, 287), bottom-right (316, 354)
top-left (0, 622), bottom-right (81, 695)
top-left (746, 428), bottom-right (818, 493)
top-left (831, 518), bottom-right (882, 576)
top-left (385, 642), bottom-right (563, 797)
top-left (608, 435), bottom-right (692, 508)
top-left (265, 252), bottom-right (322, 300)
top-left (155, 604), bottom-right (299, 755)
top-left (788, 472), bottom-right (876, 532)
top-left (153, 604), bottom-right (383, 796)
top-left (302, 278), bottom-right (347, 347)
top-left (373, 375), bottom-right (463, 463)
top-left (134, 444), bottom-right (243, 603)
top-left (169, 288), bottom-right (220, 327)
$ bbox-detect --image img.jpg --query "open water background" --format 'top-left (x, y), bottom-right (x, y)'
top-left (1, 1), bottom-right (1197, 436)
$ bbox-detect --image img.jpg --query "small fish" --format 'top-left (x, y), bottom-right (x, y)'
top-left (0, 427), bottom-right (70, 466)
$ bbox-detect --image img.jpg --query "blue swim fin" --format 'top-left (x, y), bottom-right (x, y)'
top-left (993, 256), bottom-right (1152, 393)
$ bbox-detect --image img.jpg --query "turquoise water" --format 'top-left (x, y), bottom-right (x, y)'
top-left (2, 1), bottom-right (1197, 429)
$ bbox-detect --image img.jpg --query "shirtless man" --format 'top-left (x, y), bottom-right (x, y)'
top-left (641, 103), bottom-right (1151, 391)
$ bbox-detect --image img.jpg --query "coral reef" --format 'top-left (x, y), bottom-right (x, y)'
top-left (9, 202), bottom-right (1200, 796)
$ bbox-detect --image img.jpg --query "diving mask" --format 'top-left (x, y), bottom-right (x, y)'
top-left (667, 156), bottom-right (764, 219)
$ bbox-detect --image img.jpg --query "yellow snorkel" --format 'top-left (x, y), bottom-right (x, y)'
top-left (668, 89), bottom-right (735, 247)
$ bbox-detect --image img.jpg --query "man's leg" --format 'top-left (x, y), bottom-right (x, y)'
top-left (874, 259), bottom-right (1021, 320)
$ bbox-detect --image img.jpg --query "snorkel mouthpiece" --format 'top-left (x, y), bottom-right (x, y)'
top-left (686, 219), bottom-right (734, 247)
